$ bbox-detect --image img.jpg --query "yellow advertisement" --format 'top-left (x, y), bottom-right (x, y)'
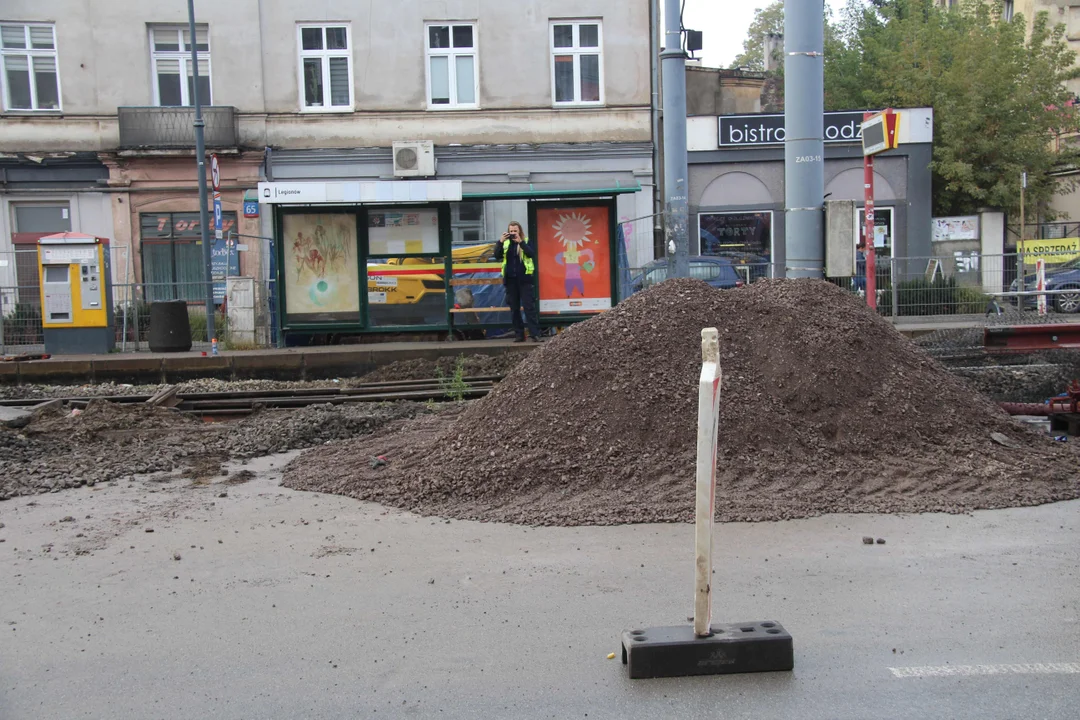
top-left (283, 213), bottom-right (360, 320)
top-left (1019, 237), bottom-right (1080, 266)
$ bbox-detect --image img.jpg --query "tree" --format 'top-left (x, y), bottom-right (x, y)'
top-left (822, 0), bottom-right (1080, 218)
top-left (731, 1), bottom-right (785, 71)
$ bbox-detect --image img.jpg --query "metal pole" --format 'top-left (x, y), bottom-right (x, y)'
top-left (661, 0), bottom-right (689, 278)
top-left (864, 144), bottom-right (877, 310)
top-left (650, 0), bottom-right (662, 257)
top-left (188, 0), bottom-right (215, 343)
top-left (784, 0), bottom-right (825, 278)
top-left (1018, 172), bottom-right (1026, 298)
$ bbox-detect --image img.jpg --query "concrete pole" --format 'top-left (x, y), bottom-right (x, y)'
top-left (661, 0), bottom-right (690, 278)
top-left (783, 0), bottom-right (825, 278)
top-left (188, 0), bottom-right (215, 342)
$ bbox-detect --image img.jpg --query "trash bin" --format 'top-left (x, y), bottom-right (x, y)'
top-left (148, 301), bottom-right (192, 352)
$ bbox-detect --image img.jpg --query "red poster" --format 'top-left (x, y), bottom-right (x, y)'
top-left (536, 206), bottom-right (612, 315)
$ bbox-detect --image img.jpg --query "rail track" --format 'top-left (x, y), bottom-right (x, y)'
top-left (0, 375), bottom-right (501, 418)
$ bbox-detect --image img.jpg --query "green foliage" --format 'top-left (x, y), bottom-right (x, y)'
top-left (436, 355), bottom-right (470, 402)
top-left (822, 0), bottom-right (1080, 218)
top-left (878, 276), bottom-right (991, 316)
top-left (732, 1), bottom-right (786, 70)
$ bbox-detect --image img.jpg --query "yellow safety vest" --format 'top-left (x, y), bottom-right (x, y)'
top-left (501, 238), bottom-right (535, 277)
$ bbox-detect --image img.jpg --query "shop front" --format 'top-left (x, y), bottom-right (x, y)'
top-left (686, 108), bottom-right (935, 277)
top-left (260, 179), bottom-right (630, 341)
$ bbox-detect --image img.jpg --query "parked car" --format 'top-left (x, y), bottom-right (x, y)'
top-left (629, 256), bottom-right (744, 294)
top-left (1009, 256), bottom-right (1080, 313)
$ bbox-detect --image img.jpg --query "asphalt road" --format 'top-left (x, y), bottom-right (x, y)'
top-left (2, 454), bottom-right (1078, 720)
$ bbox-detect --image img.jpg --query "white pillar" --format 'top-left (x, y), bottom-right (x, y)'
top-left (693, 327), bottom-right (723, 637)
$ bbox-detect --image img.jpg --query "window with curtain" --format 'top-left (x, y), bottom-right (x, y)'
top-left (550, 20), bottom-right (602, 105)
top-left (140, 211), bottom-right (237, 302)
top-left (1, 23), bottom-right (61, 111)
top-left (425, 23), bottom-right (477, 108)
top-left (298, 24), bottom-right (352, 111)
top-left (149, 25), bottom-right (211, 106)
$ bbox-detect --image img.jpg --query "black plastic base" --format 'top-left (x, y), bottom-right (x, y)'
top-left (622, 621), bottom-right (794, 679)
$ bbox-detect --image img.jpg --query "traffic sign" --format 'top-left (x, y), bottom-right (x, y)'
top-left (860, 110), bottom-right (900, 156)
top-left (243, 200), bottom-right (260, 218)
top-left (213, 190), bottom-right (223, 240)
top-left (210, 154), bottom-right (220, 190)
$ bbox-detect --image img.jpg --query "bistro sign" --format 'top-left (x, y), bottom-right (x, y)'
top-left (718, 111), bottom-right (876, 147)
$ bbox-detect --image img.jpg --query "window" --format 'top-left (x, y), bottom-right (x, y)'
top-left (298, 24), bottom-right (352, 111)
top-left (140, 211), bottom-right (237, 302)
top-left (1003, 0), bottom-right (1014, 22)
top-left (1, 23), bottom-right (61, 111)
top-left (149, 25), bottom-right (211, 106)
top-left (451, 202), bottom-right (485, 245)
top-left (550, 21), bottom-right (603, 105)
top-left (425, 23), bottom-right (477, 108)
top-left (856, 206), bottom-right (894, 256)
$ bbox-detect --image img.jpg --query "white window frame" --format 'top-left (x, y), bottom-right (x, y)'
top-left (549, 20), bottom-right (604, 107)
top-left (297, 23), bottom-right (354, 113)
top-left (0, 22), bottom-right (62, 112)
top-left (424, 22), bottom-right (479, 110)
top-left (148, 25), bottom-right (212, 107)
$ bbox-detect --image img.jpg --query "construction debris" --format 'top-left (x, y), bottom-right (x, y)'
top-left (283, 279), bottom-right (1080, 526)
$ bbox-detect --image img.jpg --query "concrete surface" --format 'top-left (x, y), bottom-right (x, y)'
top-left (1, 457), bottom-right (1078, 720)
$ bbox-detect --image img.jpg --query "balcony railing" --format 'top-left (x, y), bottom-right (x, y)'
top-left (117, 106), bottom-right (237, 150)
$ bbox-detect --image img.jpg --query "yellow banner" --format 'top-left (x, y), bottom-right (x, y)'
top-left (1019, 238), bottom-right (1080, 266)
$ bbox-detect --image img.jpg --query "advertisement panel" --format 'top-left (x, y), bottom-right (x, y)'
top-left (282, 213), bottom-right (360, 322)
top-left (536, 205), bottom-right (612, 315)
top-left (932, 216), bottom-right (979, 242)
top-left (1018, 237), bottom-right (1080, 266)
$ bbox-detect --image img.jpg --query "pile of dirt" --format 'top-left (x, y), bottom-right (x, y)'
top-left (0, 400), bottom-right (433, 501)
top-left (283, 279), bottom-right (1080, 526)
top-left (357, 353), bottom-right (527, 383)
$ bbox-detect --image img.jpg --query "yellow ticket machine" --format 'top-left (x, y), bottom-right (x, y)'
top-left (38, 233), bottom-right (114, 355)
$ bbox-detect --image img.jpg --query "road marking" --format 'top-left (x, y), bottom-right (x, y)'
top-left (890, 663), bottom-right (1080, 679)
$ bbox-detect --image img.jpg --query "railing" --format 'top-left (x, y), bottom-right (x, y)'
top-left (117, 106), bottom-right (237, 150)
top-left (1, 279), bottom-right (275, 355)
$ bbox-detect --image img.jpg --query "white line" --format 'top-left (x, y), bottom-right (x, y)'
top-left (890, 663), bottom-right (1080, 679)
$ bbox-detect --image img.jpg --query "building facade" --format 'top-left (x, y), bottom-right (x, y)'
top-left (1, 0), bottom-right (656, 329)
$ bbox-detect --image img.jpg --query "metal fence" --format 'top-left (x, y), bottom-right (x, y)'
top-left (1, 279), bottom-right (276, 356)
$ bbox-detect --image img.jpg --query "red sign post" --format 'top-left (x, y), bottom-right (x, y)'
top-left (860, 110), bottom-right (900, 310)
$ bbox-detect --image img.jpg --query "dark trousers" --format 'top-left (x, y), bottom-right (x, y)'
top-left (505, 278), bottom-right (541, 339)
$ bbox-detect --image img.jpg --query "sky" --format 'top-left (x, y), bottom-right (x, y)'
top-left (676, 0), bottom-right (855, 69)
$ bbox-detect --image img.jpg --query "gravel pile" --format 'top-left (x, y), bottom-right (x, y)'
top-left (283, 279), bottom-right (1080, 526)
top-left (0, 400), bottom-right (433, 501)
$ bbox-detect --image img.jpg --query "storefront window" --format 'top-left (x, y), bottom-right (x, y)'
top-left (451, 201), bottom-right (484, 245)
top-left (140, 211), bottom-right (238, 303)
top-left (698, 211), bottom-right (772, 282)
top-left (857, 207), bottom-right (894, 257)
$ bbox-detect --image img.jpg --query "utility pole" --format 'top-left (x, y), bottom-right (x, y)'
top-left (188, 0), bottom-right (215, 343)
top-left (661, 0), bottom-right (689, 278)
top-left (783, 0), bottom-right (825, 278)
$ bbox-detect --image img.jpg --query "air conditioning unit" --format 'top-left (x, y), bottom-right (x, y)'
top-left (392, 140), bottom-right (435, 177)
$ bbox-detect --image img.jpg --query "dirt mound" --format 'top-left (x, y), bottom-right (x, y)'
top-left (357, 353), bottom-right (526, 383)
top-left (26, 400), bottom-right (202, 439)
top-left (283, 279), bottom-right (1080, 525)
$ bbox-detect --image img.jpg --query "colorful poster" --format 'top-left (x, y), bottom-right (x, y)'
top-left (367, 209), bottom-right (440, 256)
top-left (932, 216), bottom-right (979, 242)
top-left (283, 213), bottom-right (360, 320)
top-left (536, 206), bottom-right (612, 314)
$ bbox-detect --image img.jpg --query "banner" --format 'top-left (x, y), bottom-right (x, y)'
top-left (1018, 237), bottom-right (1080, 266)
top-left (536, 206), bottom-right (612, 314)
top-left (282, 213), bottom-right (360, 321)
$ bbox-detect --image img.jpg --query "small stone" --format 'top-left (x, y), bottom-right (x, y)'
top-left (876, 538), bottom-right (886, 545)
top-left (145, 528), bottom-right (154, 533)
top-left (173, 552), bottom-right (182, 561)
top-left (60, 516), bottom-right (75, 523)
top-left (218, 492), bottom-right (228, 498)
top-left (428, 578), bottom-right (435, 584)
top-left (862, 536), bottom-right (874, 545)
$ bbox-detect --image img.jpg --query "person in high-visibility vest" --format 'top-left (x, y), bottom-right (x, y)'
top-left (493, 220), bottom-right (541, 342)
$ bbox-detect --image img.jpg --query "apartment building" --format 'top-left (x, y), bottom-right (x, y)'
top-left (0, 1), bottom-right (655, 324)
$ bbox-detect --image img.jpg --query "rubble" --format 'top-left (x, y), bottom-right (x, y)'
top-left (283, 279), bottom-right (1080, 526)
